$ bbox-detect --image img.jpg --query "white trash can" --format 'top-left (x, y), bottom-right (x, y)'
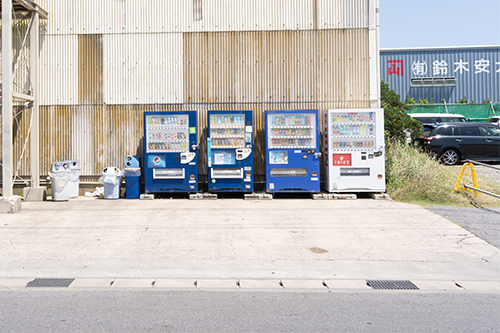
top-left (49, 171), bottom-right (72, 201)
top-left (101, 167), bottom-right (123, 199)
top-left (66, 160), bottom-right (81, 199)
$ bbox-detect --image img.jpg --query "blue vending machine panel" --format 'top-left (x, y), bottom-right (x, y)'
top-left (144, 111), bottom-right (198, 193)
top-left (265, 110), bottom-right (320, 193)
top-left (207, 110), bottom-right (253, 192)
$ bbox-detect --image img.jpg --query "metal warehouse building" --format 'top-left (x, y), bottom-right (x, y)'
top-left (1, 0), bottom-right (380, 193)
top-left (381, 46), bottom-right (500, 103)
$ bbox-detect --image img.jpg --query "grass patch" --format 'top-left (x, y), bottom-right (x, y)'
top-left (385, 141), bottom-right (500, 208)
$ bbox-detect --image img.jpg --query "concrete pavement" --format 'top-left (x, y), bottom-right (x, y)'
top-left (0, 197), bottom-right (499, 291)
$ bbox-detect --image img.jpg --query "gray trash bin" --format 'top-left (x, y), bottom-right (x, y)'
top-left (49, 162), bottom-right (72, 201)
top-left (101, 167), bottom-right (123, 199)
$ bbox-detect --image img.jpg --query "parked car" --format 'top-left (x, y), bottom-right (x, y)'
top-left (421, 122), bottom-right (500, 165)
top-left (408, 113), bottom-right (467, 125)
top-left (488, 116), bottom-right (500, 126)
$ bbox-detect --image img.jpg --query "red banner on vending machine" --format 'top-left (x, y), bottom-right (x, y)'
top-left (332, 153), bottom-right (351, 166)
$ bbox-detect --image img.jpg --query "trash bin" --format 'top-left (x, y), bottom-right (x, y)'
top-left (101, 167), bottom-right (123, 199)
top-left (65, 160), bottom-right (81, 199)
top-left (124, 156), bottom-right (141, 199)
top-left (49, 161), bottom-right (71, 201)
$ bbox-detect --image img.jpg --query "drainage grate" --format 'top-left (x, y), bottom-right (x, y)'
top-left (366, 280), bottom-right (419, 290)
top-left (26, 278), bottom-right (75, 288)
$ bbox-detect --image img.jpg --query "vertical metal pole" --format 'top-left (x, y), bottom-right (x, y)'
top-left (30, 11), bottom-right (40, 187)
top-left (368, 0), bottom-right (380, 108)
top-left (2, 0), bottom-right (13, 197)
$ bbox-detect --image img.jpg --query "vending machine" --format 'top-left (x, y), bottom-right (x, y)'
top-left (207, 110), bottom-right (253, 192)
top-left (265, 110), bottom-right (321, 193)
top-left (323, 108), bottom-right (385, 192)
top-left (144, 111), bottom-right (198, 193)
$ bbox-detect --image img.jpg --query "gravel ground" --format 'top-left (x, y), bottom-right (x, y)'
top-left (430, 203), bottom-right (500, 249)
top-left (474, 163), bottom-right (500, 182)
top-left (430, 162), bottom-right (500, 248)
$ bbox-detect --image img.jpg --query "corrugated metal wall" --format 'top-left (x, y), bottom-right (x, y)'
top-left (2, 0), bottom-right (377, 182)
top-left (3, 100), bottom-right (370, 179)
top-left (37, 0), bottom-right (369, 34)
top-left (381, 47), bottom-right (500, 103)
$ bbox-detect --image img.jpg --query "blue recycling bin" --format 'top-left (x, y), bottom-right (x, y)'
top-left (124, 156), bottom-right (141, 199)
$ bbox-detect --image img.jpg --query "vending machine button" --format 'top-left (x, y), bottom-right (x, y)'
top-left (303, 154), bottom-right (308, 159)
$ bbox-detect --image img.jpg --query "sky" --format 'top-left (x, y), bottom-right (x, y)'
top-left (379, 0), bottom-right (500, 49)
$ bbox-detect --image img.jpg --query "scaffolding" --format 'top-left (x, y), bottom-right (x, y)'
top-left (1, 0), bottom-right (47, 197)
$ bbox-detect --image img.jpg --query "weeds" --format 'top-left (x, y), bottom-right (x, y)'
top-left (385, 141), bottom-right (500, 207)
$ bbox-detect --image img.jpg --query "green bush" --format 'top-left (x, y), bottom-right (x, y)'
top-left (381, 80), bottom-right (422, 143)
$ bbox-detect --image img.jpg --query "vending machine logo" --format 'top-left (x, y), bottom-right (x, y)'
top-left (148, 155), bottom-right (166, 168)
top-left (332, 154), bottom-right (351, 166)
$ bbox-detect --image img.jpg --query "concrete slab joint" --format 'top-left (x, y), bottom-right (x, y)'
top-left (0, 196), bottom-right (22, 213)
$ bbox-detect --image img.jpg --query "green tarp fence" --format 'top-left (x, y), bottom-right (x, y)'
top-left (406, 103), bottom-right (499, 122)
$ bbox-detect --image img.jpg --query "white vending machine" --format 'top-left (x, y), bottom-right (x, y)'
top-left (323, 108), bottom-right (385, 192)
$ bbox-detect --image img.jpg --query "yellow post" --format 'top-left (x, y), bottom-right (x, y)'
top-left (453, 162), bottom-right (479, 196)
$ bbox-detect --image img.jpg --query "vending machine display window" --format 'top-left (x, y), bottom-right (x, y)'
top-left (329, 112), bottom-right (376, 151)
top-left (267, 114), bottom-right (316, 149)
top-left (146, 114), bottom-right (190, 153)
top-left (209, 114), bottom-right (246, 149)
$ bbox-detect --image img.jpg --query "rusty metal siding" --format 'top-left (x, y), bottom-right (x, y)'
top-left (184, 29), bottom-right (370, 105)
top-left (3, 100), bottom-right (369, 180)
top-left (78, 34), bottom-right (103, 104)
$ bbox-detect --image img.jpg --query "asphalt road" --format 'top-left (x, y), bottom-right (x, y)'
top-left (0, 291), bottom-right (499, 332)
top-left (430, 205), bottom-right (500, 249)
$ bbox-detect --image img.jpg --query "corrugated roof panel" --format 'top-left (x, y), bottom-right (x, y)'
top-left (381, 47), bottom-right (500, 103)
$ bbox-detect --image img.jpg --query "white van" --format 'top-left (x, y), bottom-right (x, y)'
top-left (407, 113), bottom-right (467, 124)
top-left (487, 116), bottom-right (500, 126)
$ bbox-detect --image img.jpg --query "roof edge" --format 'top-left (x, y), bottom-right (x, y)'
top-left (381, 45), bottom-right (500, 52)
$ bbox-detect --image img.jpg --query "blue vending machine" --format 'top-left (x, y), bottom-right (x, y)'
top-left (207, 110), bottom-right (253, 192)
top-left (144, 111), bottom-right (198, 193)
top-left (265, 110), bottom-right (321, 193)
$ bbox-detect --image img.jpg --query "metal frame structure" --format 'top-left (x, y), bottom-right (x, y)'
top-left (1, 0), bottom-right (47, 197)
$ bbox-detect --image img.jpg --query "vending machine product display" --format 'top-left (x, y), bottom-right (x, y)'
top-left (323, 108), bottom-right (385, 192)
top-left (207, 110), bottom-right (253, 192)
top-left (144, 111), bottom-right (198, 193)
top-left (265, 110), bottom-right (321, 193)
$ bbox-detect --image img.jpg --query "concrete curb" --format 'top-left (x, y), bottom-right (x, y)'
top-left (2, 278), bottom-right (499, 293)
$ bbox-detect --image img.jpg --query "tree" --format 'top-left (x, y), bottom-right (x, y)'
top-left (381, 80), bottom-right (422, 143)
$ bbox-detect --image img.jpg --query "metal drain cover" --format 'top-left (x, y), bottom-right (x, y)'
top-left (26, 278), bottom-right (75, 288)
top-left (366, 280), bottom-right (419, 290)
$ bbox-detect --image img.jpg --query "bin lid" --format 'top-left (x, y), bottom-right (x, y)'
top-left (124, 167), bottom-right (141, 171)
top-left (103, 167), bottom-right (123, 176)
